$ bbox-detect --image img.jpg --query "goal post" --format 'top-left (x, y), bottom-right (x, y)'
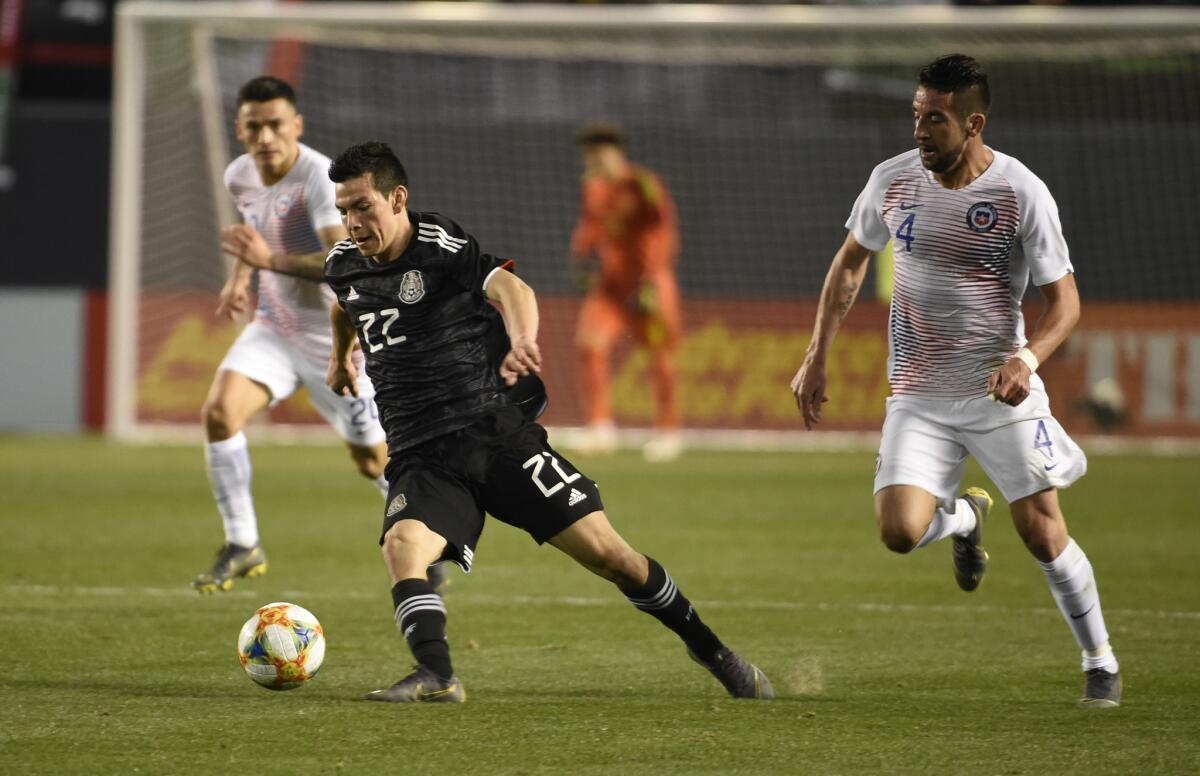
top-left (108, 1), bottom-right (1200, 444)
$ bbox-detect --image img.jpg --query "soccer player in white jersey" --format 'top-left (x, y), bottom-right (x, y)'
top-left (790, 55), bottom-right (1120, 708)
top-left (191, 76), bottom-right (390, 593)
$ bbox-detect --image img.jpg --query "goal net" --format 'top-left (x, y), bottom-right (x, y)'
top-left (109, 2), bottom-right (1200, 444)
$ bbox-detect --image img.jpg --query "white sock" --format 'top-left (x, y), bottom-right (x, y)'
top-left (1039, 538), bottom-right (1119, 674)
top-left (205, 432), bottom-right (259, 548)
top-left (375, 475), bottom-right (389, 498)
top-left (913, 497), bottom-right (976, 549)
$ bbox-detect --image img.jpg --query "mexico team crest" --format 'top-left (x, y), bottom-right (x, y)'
top-left (966, 201), bottom-right (998, 233)
top-left (398, 270), bottom-right (425, 304)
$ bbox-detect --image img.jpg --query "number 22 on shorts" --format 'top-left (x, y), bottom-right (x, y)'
top-left (523, 452), bottom-right (580, 497)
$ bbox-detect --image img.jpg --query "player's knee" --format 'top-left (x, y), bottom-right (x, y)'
top-left (879, 525), bottom-right (919, 554)
top-left (876, 513), bottom-right (921, 554)
top-left (874, 498), bottom-right (924, 554)
top-left (381, 521), bottom-right (418, 555)
top-left (349, 447), bottom-right (386, 480)
top-left (202, 399), bottom-right (238, 439)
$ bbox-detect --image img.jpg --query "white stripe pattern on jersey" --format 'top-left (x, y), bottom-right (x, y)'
top-left (417, 223), bottom-right (467, 253)
top-left (882, 167), bottom-right (1022, 398)
top-left (625, 572), bottom-right (678, 611)
top-left (225, 145), bottom-right (340, 343)
top-left (394, 593), bottom-right (447, 628)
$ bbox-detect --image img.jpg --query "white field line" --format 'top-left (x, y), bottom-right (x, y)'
top-left (3, 584), bottom-right (1198, 622)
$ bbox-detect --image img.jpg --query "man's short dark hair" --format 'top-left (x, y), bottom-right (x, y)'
top-left (328, 141), bottom-right (409, 194)
top-left (576, 122), bottom-right (626, 150)
top-left (236, 76), bottom-right (297, 109)
top-left (918, 54), bottom-right (990, 117)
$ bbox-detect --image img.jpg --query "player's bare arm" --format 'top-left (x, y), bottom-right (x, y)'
top-left (987, 272), bottom-right (1080, 407)
top-left (790, 232), bottom-right (873, 429)
top-left (326, 302), bottom-right (360, 398)
top-left (222, 223), bottom-right (347, 282)
top-left (215, 257), bottom-right (254, 320)
top-left (485, 268), bottom-right (542, 386)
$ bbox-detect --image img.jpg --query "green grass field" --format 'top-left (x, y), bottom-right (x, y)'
top-left (3, 436), bottom-right (1198, 774)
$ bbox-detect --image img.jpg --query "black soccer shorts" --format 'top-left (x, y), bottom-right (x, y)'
top-left (380, 405), bottom-right (603, 572)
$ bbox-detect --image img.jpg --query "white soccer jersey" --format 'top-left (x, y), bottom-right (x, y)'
top-left (224, 143), bottom-right (343, 342)
top-left (847, 148), bottom-right (1073, 399)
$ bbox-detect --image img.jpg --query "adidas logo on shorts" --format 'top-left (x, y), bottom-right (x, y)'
top-left (568, 488), bottom-right (587, 506)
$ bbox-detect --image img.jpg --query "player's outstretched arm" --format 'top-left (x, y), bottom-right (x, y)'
top-left (485, 269), bottom-right (542, 386)
top-left (789, 232), bottom-right (872, 429)
top-left (215, 258), bottom-right (254, 320)
top-left (221, 224), bottom-right (346, 282)
top-left (326, 303), bottom-right (360, 398)
top-left (987, 272), bottom-right (1080, 407)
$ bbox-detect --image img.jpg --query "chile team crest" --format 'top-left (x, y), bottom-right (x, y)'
top-left (273, 193), bottom-right (294, 218)
top-left (398, 269), bottom-right (425, 304)
top-left (966, 201), bottom-right (998, 233)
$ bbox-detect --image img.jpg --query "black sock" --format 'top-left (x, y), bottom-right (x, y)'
top-left (620, 557), bottom-right (725, 662)
top-left (391, 578), bottom-right (453, 680)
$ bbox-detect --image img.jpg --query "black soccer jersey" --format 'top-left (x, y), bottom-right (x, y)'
top-left (325, 211), bottom-right (515, 454)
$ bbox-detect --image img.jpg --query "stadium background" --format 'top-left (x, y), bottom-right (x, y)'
top-left (2, 0), bottom-right (1199, 443)
top-left (3, 3), bottom-right (1199, 774)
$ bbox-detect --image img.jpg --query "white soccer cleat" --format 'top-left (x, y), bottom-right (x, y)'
top-left (573, 422), bottom-right (619, 456)
top-left (642, 431), bottom-right (683, 463)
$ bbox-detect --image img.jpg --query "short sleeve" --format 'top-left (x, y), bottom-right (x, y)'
top-left (448, 232), bottom-right (514, 294)
top-left (305, 167), bottom-right (343, 232)
top-left (1017, 177), bottom-right (1073, 286)
top-left (844, 166), bottom-right (892, 253)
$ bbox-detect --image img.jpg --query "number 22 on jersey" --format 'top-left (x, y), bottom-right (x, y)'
top-left (358, 309), bottom-right (406, 352)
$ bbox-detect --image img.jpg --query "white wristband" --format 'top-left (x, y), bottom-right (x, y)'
top-left (1013, 347), bottom-right (1039, 373)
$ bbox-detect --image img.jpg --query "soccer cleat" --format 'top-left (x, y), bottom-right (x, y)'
top-left (1078, 669), bottom-right (1121, 709)
top-left (365, 666), bottom-right (466, 703)
top-left (953, 487), bottom-right (992, 592)
top-left (191, 543), bottom-right (268, 593)
top-left (642, 432), bottom-right (684, 463)
top-left (689, 647), bottom-right (774, 700)
top-left (572, 422), bottom-right (618, 456)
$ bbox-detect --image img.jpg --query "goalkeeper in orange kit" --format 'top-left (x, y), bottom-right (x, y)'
top-left (570, 123), bottom-right (682, 462)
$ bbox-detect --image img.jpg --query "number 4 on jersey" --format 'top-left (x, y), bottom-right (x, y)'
top-left (895, 213), bottom-right (916, 252)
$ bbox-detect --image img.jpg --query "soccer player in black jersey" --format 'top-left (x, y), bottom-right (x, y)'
top-left (324, 141), bottom-right (772, 703)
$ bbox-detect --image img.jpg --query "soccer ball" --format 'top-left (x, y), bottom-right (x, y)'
top-left (237, 602), bottom-right (326, 690)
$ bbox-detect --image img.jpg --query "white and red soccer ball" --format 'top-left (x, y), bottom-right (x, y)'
top-left (237, 602), bottom-right (325, 690)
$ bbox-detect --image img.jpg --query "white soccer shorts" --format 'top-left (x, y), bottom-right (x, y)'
top-left (873, 375), bottom-right (1087, 503)
top-left (218, 321), bottom-right (386, 447)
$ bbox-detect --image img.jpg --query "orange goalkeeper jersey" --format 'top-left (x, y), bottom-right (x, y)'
top-left (570, 164), bottom-right (679, 298)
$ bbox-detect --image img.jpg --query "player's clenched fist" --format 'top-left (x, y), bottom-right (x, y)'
top-left (986, 358), bottom-right (1031, 406)
top-left (221, 224), bottom-right (274, 271)
top-left (327, 356), bottom-right (360, 398)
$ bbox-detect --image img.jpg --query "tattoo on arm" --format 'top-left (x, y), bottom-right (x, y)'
top-left (835, 282), bottom-right (859, 322)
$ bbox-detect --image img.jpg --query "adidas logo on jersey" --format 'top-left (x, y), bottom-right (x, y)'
top-left (568, 488), bottom-right (588, 506)
top-left (346, 286), bottom-right (360, 300)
